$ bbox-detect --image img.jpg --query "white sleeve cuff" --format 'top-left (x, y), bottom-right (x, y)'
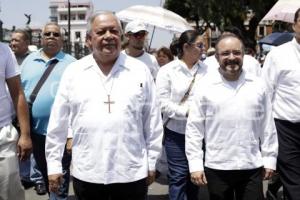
top-left (188, 159), bottom-right (204, 173)
top-left (47, 161), bottom-right (63, 175)
top-left (263, 157), bottom-right (277, 170)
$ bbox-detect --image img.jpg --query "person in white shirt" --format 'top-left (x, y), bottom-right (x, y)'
top-left (0, 42), bottom-right (32, 200)
top-left (205, 26), bottom-right (261, 77)
top-left (156, 30), bottom-right (207, 200)
top-left (186, 34), bottom-right (278, 200)
top-left (123, 20), bottom-right (160, 79)
top-left (262, 8), bottom-right (300, 200)
top-left (45, 12), bottom-right (163, 200)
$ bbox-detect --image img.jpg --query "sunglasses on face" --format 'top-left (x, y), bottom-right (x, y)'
top-left (43, 32), bottom-right (61, 37)
top-left (190, 43), bottom-right (205, 49)
top-left (129, 31), bottom-right (147, 38)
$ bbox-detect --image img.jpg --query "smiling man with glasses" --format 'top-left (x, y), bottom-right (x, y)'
top-left (20, 22), bottom-right (76, 200)
top-left (186, 33), bottom-right (278, 200)
top-left (123, 20), bottom-right (160, 79)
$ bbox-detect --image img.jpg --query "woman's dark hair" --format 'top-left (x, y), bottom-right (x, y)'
top-left (169, 30), bottom-right (201, 59)
top-left (294, 8), bottom-right (300, 23)
top-left (156, 46), bottom-right (174, 61)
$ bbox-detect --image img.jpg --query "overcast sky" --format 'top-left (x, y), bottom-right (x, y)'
top-left (0, 0), bottom-right (171, 48)
top-left (0, 0), bottom-right (163, 28)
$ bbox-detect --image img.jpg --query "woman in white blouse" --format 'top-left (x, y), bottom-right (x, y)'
top-left (156, 30), bottom-right (207, 200)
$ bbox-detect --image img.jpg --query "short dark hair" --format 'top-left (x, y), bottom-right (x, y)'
top-left (12, 29), bottom-right (30, 41)
top-left (156, 47), bottom-right (174, 61)
top-left (215, 33), bottom-right (245, 54)
top-left (169, 30), bottom-right (201, 59)
top-left (294, 8), bottom-right (300, 23)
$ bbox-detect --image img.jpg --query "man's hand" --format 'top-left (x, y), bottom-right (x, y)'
top-left (146, 170), bottom-right (156, 186)
top-left (190, 171), bottom-right (207, 186)
top-left (263, 168), bottom-right (274, 180)
top-left (48, 174), bottom-right (63, 193)
top-left (17, 134), bottom-right (32, 161)
top-left (66, 138), bottom-right (73, 154)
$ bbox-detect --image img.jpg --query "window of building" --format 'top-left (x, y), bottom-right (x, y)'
top-left (75, 31), bottom-right (81, 42)
top-left (258, 26), bottom-right (265, 36)
top-left (60, 14), bottom-right (68, 21)
top-left (78, 14), bottom-right (86, 20)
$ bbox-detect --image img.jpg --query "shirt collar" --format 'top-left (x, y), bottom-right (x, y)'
top-left (83, 52), bottom-right (129, 75)
top-left (210, 69), bottom-right (254, 85)
top-left (177, 59), bottom-right (200, 75)
top-left (292, 37), bottom-right (300, 52)
top-left (35, 49), bottom-right (65, 62)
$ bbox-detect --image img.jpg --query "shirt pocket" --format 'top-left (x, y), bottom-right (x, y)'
top-left (118, 81), bottom-right (145, 116)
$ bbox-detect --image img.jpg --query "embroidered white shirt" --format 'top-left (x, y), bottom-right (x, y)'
top-left (156, 59), bottom-right (208, 134)
top-left (262, 38), bottom-right (300, 122)
top-left (186, 71), bottom-right (278, 172)
top-left (45, 53), bottom-right (163, 184)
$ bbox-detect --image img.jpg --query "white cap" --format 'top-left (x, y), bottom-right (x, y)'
top-left (125, 20), bottom-right (147, 34)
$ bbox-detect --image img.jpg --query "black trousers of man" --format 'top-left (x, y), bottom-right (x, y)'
top-left (275, 119), bottom-right (300, 200)
top-left (204, 167), bottom-right (264, 200)
top-left (73, 177), bottom-right (148, 200)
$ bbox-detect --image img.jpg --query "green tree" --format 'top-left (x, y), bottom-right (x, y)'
top-left (165, 0), bottom-right (277, 47)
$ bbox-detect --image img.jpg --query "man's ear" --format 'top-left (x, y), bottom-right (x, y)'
top-left (292, 24), bottom-right (296, 32)
top-left (215, 52), bottom-right (219, 61)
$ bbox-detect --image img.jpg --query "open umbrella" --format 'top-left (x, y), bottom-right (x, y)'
top-left (261, 0), bottom-right (300, 23)
top-left (258, 32), bottom-right (294, 46)
top-left (116, 5), bottom-right (192, 33)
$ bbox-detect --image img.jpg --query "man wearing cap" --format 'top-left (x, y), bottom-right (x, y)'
top-left (123, 20), bottom-right (160, 79)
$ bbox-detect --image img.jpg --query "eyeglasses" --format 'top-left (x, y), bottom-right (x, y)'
top-left (43, 32), bottom-right (61, 37)
top-left (218, 50), bottom-right (243, 57)
top-left (129, 31), bottom-right (147, 38)
top-left (191, 43), bottom-right (205, 49)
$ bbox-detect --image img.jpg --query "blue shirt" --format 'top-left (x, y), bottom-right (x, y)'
top-left (21, 49), bottom-right (76, 135)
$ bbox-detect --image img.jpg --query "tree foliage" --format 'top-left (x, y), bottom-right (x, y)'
top-left (165, 0), bottom-right (278, 47)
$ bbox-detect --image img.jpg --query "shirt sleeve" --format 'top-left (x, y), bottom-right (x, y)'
top-left (156, 68), bottom-right (189, 120)
top-left (142, 68), bottom-right (163, 171)
top-left (45, 67), bottom-right (72, 175)
top-left (260, 87), bottom-right (278, 170)
top-left (5, 46), bottom-right (20, 79)
top-left (261, 51), bottom-right (279, 101)
top-left (185, 90), bottom-right (206, 172)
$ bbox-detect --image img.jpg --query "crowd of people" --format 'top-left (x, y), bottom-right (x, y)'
top-left (0, 8), bottom-right (300, 200)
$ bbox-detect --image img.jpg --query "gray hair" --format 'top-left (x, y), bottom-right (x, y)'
top-left (12, 29), bottom-right (30, 41)
top-left (42, 22), bottom-right (62, 35)
top-left (215, 33), bottom-right (245, 54)
top-left (86, 11), bottom-right (122, 35)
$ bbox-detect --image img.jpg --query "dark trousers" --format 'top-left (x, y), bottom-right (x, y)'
top-left (204, 167), bottom-right (264, 200)
top-left (275, 119), bottom-right (300, 200)
top-left (73, 177), bottom-right (147, 200)
top-left (31, 133), bottom-right (72, 199)
top-left (164, 128), bottom-right (199, 200)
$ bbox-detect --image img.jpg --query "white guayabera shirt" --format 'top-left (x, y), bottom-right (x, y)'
top-left (262, 38), bottom-right (300, 122)
top-left (45, 52), bottom-right (163, 184)
top-left (185, 71), bottom-right (278, 172)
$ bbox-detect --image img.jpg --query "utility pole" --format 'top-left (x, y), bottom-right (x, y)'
top-left (68, 0), bottom-right (71, 53)
top-left (0, 0), bottom-right (2, 41)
